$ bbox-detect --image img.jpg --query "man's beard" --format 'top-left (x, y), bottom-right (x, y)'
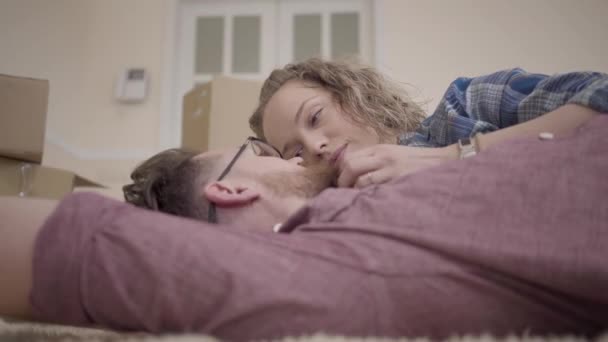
top-left (257, 163), bottom-right (338, 199)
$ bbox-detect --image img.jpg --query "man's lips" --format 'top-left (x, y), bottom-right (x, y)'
top-left (329, 143), bottom-right (347, 167)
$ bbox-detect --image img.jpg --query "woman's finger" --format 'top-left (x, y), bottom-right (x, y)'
top-left (337, 154), bottom-right (383, 188)
top-left (353, 169), bottom-right (394, 188)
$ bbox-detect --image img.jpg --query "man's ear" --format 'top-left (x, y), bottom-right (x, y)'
top-left (203, 180), bottom-right (260, 207)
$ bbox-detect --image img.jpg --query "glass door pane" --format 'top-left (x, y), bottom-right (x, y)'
top-left (232, 16), bottom-right (261, 73)
top-left (331, 12), bottom-right (359, 59)
top-left (195, 17), bottom-right (224, 74)
top-left (294, 14), bottom-right (322, 62)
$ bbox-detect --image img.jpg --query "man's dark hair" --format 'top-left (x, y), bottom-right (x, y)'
top-left (123, 148), bottom-right (219, 221)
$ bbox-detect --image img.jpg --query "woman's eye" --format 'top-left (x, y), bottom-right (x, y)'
top-left (310, 109), bottom-right (322, 126)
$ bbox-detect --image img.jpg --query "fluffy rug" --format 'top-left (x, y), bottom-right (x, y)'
top-left (0, 318), bottom-right (606, 342)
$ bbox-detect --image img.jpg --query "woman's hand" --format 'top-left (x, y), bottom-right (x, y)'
top-left (336, 144), bottom-right (458, 188)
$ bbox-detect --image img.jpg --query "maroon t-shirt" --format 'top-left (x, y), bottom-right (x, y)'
top-left (31, 116), bottom-right (608, 341)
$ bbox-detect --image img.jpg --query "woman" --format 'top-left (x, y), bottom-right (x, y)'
top-left (249, 58), bottom-right (608, 187)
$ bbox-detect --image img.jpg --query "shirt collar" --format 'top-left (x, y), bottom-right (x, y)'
top-left (272, 223), bottom-right (283, 233)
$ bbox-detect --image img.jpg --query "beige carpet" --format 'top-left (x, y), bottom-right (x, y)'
top-left (1, 318), bottom-right (606, 342)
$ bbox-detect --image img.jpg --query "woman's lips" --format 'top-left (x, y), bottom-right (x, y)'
top-left (330, 144), bottom-right (347, 167)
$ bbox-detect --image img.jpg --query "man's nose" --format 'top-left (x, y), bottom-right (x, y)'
top-left (287, 157), bottom-right (303, 165)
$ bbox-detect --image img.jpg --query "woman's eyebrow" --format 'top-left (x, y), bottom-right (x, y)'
top-left (294, 95), bottom-right (319, 125)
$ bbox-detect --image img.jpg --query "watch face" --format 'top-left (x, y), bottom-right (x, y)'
top-left (458, 137), bottom-right (477, 159)
top-left (462, 150), bottom-right (477, 158)
top-left (459, 137), bottom-right (471, 146)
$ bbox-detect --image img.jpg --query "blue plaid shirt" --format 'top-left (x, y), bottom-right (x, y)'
top-left (399, 68), bottom-right (608, 147)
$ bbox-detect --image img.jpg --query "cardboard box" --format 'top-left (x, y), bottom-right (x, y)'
top-left (0, 73), bottom-right (104, 199)
top-left (182, 76), bottom-right (262, 151)
top-left (0, 74), bottom-right (49, 163)
top-left (0, 156), bottom-right (100, 199)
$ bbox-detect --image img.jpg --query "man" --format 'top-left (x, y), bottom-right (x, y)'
top-left (122, 137), bottom-right (335, 229)
top-left (1, 111), bottom-right (607, 341)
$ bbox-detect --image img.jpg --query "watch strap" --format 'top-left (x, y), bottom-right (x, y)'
top-left (458, 137), bottom-right (477, 159)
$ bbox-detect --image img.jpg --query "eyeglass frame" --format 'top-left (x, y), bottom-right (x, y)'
top-left (207, 136), bottom-right (283, 223)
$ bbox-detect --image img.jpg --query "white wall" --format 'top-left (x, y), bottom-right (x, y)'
top-left (0, 0), bottom-right (166, 185)
top-left (0, 0), bottom-right (87, 154)
top-left (379, 0), bottom-right (608, 112)
top-left (1, 0), bottom-right (607, 187)
top-left (73, 0), bottom-right (165, 153)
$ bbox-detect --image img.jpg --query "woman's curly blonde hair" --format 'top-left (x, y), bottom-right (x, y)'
top-left (249, 58), bottom-right (426, 142)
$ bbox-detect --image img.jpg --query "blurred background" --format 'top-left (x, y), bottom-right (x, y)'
top-left (0, 0), bottom-right (607, 198)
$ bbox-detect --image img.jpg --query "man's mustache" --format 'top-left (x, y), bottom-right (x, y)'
top-left (303, 162), bottom-right (339, 188)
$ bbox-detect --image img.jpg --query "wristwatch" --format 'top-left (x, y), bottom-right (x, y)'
top-left (457, 137), bottom-right (478, 159)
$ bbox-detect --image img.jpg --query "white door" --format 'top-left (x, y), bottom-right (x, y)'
top-left (278, 0), bottom-right (373, 65)
top-left (176, 0), bottom-right (276, 99)
top-left (166, 0), bottom-right (373, 148)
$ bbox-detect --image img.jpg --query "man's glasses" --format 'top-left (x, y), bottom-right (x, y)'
top-left (208, 137), bottom-right (282, 223)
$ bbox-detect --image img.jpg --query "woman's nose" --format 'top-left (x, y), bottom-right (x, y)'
top-left (304, 140), bottom-right (329, 161)
top-left (314, 142), bottom-right (329, 160)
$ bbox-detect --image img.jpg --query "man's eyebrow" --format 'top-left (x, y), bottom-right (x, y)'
top-left (282, 95), bottom-right (318, 156)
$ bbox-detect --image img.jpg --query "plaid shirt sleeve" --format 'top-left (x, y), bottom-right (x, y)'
top-left (400, 68), bottom-right (608, 147)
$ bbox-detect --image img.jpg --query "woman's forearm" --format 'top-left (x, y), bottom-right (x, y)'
top-left (475, 104), bottom-right (600, 152)
top-left (0, 196), bottom-right (57, 318)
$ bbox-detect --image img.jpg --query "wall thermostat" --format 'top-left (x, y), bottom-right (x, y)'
top-left (115, 68), bottom-right (148, 103)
